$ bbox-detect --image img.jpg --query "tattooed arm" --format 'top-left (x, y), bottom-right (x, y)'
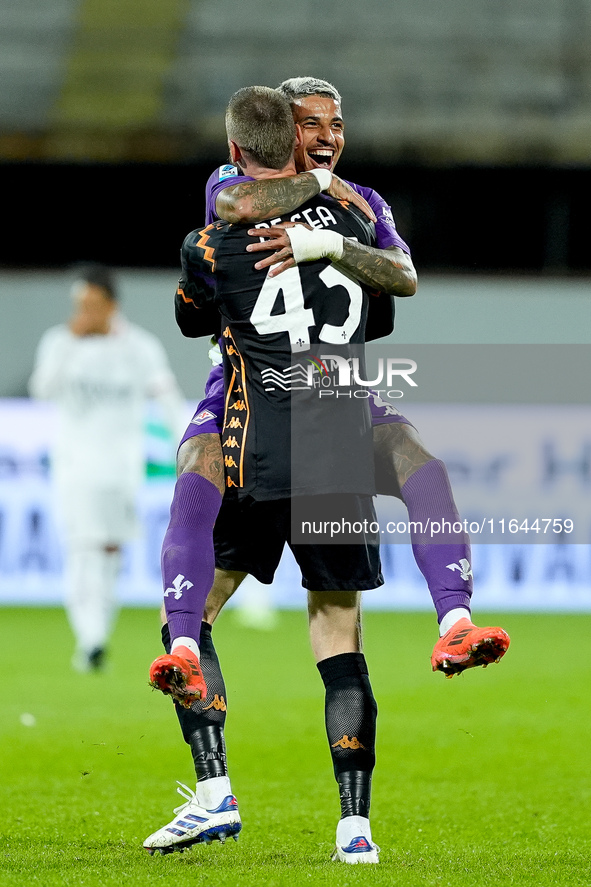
top-left (216, 173), bottom-right (320, 223)
top-left (216, 173), bottom-right (375, 224)
top-left (247, 226), bottom-right (417, 297)
top-left (335, 243), bottom-right (417, 297)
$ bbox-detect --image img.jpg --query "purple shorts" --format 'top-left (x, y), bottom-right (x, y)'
top-left (179, 366), bottom-right (411, 448)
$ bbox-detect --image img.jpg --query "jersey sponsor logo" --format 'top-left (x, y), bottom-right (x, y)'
top-left (331, 734), bottom-right (366, 750)
top-left (446, 558), bottom-right (473, 581)
top-left (191, 408), bottom-right (216, 425)
top-left (163, 573), bottom-right (194, 600)
top-left (381, 205), bottom-right (395, 223)
top-left (218, 163), bottom-right (239, 180)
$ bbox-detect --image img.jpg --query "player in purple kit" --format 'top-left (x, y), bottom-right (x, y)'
top-left (146, 78), bottom-right (509, 859)
top-left (149, 79), bottom-right (419, 710)
top-left (151, 77), bottom-right (508, 692)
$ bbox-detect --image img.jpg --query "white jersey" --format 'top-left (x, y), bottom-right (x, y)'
top-left (29, 314), bottom-right (185, 494)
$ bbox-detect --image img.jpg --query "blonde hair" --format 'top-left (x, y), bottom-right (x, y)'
top-left (277, 77), bottom-right (342, 105)
top-left (226, 86), bottom-right (296, 169)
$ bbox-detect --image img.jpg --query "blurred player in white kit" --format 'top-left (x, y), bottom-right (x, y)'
top-left (29, 263), bottom-right (186, 671)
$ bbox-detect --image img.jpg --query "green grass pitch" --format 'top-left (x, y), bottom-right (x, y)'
top-left (1, 607), bottom-right (590, 886)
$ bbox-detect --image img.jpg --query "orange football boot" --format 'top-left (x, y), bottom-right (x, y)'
top-left (149, 646), bottom-right (206, 707)
top-left (431, 617), bottom-right (510, 678)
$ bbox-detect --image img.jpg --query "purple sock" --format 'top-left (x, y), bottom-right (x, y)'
top-left (400, 459), bottom-right (472, 623)
top-left (162, 472), bottom-right (222, 647)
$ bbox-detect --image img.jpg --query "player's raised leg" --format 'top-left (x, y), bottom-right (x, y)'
top-left (149, 384), bottom-right (225, 706)
top-left (372, 419), bottom-right (510, 676)
top-left (308, 590), bottom-right (380, 864)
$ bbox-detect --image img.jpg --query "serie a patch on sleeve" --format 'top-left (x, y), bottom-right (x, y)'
top-left (191, 409), bottom-right (217, 425)
top-left (219, 164), bottom-right (239, 180)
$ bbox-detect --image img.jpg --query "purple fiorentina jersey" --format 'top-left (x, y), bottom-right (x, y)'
top-left (204, 165), bottom-right (411, 254)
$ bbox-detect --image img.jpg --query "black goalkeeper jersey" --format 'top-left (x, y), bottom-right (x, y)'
top-left (177, 195), bottom-right (377, 500)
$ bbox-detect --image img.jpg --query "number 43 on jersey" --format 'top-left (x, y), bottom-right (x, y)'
top-left (250, 265), bottom-right (363, 352)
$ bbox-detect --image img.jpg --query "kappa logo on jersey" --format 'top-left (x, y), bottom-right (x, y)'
top-left (164, 574), bottom-right (194, 600)
top-left (221, 326), bottom-right (250, 489)
top-left (446, 558), bottom-right (473, 581)
top-left (191, 409), bottom-right (216, 425)
top-left (261, 364), bottom-right (310, 392)
top-left (218, 164), bottom-right (239, 180)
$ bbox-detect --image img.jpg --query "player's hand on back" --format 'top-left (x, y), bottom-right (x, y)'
top-left (247, 222), bottom-right (312, 278)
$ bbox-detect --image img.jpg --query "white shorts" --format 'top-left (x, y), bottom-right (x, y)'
top-left (56, 483), bottom-right (140, 547)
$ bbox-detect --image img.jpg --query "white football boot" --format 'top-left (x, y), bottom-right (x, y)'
top-left (144, 782), bottom-right (241, 855)
top-left (331, 816), bottom-right (380, 864)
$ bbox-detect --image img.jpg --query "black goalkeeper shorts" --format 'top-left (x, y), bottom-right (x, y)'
top-left (213, 494), bottom-right (383, 591)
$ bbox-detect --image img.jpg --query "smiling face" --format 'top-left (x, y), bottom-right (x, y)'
top-left (291, 95), bottom-right (345, 174)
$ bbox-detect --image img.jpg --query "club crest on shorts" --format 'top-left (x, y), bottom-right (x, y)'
top-left (191, 409), bottom-right (216, 425)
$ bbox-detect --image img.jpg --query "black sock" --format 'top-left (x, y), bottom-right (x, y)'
top-left (161, 621), bottom-right (228, 780)
top-left (317, 652), bottom-right (377, 819)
